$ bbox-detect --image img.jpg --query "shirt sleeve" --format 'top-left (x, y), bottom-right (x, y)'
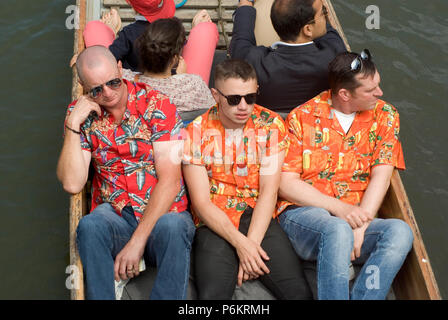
top-left (264, 115), bottom-right (289, 156)
top-left (109, 29), bottom-right (131, 64)
top-left (229, 6), bottom-right (257, 60)
top-left (371, 104), bottom-right (405, 170)
top-left (282, 110), bottom-right (304, 173)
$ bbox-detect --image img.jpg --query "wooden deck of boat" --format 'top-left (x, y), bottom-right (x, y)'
top-left (69, 0), bottom-right (441, 300)
top-left (86, 0), bottom-right (238, 49)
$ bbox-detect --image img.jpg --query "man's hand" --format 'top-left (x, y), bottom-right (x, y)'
top-left (113, 239), bottom-right (146, 281)
top-left (351, 225), bottom-right (368, 261)
top-left (66, 95), bottom-right (102, 130)
top-left (333, 202), bottom-right (371, 229)
top-left (235, 236), bottom-right (270, 286)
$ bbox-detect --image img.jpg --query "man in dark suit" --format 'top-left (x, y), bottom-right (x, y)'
top-left (230, 0), bottom-right (347, 116)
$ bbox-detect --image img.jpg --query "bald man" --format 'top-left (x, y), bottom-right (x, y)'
top-left (57, 46), bottom-right (195, 300)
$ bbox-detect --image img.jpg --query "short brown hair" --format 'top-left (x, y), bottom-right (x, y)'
top-left (271, 0), bottom-right (316, 42)
top-left (328, 51), bottom-right (377, 94)
top-left (213, 59), bottom-right (257, 84)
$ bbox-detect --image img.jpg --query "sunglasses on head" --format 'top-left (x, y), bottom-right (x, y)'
top-left (87, 78), bottom-right (122, 98)
top-left (350, 49), bottom-right (372, 72)
top-left (215, 88), bottom-right (258, 106)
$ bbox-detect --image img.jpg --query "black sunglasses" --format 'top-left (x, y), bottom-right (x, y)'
top-left (215, 88), bottom-right (258, 106)
top-left (350, 49), bottom-right (372, 72)
top-left (87, 78), bottom-right (122, 98)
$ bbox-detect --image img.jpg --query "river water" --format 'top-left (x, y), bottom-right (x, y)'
top-left (0, 0), bottom-right (446, 299)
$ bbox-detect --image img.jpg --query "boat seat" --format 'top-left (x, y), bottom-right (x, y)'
top-left (120, 259), bottom-right (395, 300)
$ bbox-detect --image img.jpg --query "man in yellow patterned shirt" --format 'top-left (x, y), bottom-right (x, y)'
top-left (182, 59), bottom-right (311, 299)
top-left (278, 50), bottom-right (413, 299)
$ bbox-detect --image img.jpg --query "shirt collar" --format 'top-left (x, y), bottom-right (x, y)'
top-left (271, 41), bottom-right (314, 49)
top-left (134, 15), bottom-right (148, 22)
top-left (311, 90), bottom-right (374, 122)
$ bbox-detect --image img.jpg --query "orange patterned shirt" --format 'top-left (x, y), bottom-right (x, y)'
top-left (184, 104), bottom-right (289, 228)
top-left (277, 90), bottom-right (405, 214)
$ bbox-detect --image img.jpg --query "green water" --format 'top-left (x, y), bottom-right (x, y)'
top-left (0, 0), bottom-right (446, 299)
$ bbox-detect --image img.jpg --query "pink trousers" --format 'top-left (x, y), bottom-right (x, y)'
top-left (83, 20), bottom-right (219, 85)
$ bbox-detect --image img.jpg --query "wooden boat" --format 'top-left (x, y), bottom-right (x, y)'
top-left (69, 0), bottom-right (441, 300)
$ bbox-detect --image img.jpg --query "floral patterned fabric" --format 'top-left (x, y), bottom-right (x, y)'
top-left (183, 104), bottom-right (289, 228)
top-left (64, 79), bottom-right (188, 218)
top-left (277, 90), bottom-right (405, 214)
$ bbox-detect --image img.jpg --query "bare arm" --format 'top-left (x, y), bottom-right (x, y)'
top-left (56, 96), bottom-right (101, 194)
top-left (350, 164), bottom-right (394, 260)
top-left (247, 151), bottom-right (285, 244)
top-left (279, 172), bottom-right (370, 228)
top-left (182, 163), bottom-right (270, 285)
top-left (114, 140), bottom-right (183, 281)
top-left (359, 164), bottom-right (394, 219)
top-left (182, 163), bottom-right (246, 248)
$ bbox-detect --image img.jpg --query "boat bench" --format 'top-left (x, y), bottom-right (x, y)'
top-left (121, 260), bottom-right (395, 300)
top-left (121, 258), bottom-right (318, 300)
top-left (102, 0), bottom-right (237, 50)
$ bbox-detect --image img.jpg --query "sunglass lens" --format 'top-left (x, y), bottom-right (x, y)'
top-left (245, 93), bottom-right (257, 105)
top-left (360, 49), bottom-right (371, 60)
top-left (350, 58), bottom-right (360, 71)
top-left (107, 78), bottom-right (122, 88)
top-left (90, 86), bottom-right (103, 98)
top-left (227, 95), bottom-right (242, 106)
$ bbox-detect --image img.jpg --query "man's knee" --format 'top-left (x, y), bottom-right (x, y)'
top-left (384, 219), bottom-right (414, 254)
top-left (76, 211), bottom-right (108, 242)
top-left (153, 212), bottom-right (195, 244)
top-left (323, 218), bottom-right (353, 245)
top-left (281, 206), bottom-right (332, 225)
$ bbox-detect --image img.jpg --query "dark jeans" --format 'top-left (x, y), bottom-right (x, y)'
top-left (193, 207), bottom-right (313, 300)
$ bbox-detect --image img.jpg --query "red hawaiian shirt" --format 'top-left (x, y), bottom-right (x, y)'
top-left (64, 79), bottom-right (188, 218)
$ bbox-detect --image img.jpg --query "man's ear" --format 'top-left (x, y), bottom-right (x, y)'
top-left (78, 78), bottom-right (85, 91)
top-left (338, 88), bottom-right (351, 102)
top-left (210, 88), bottom-right (220, 104)
top-left (302, 24), bottom-right (313, 39)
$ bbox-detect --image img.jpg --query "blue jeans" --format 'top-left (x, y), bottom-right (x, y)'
top-left (76, 203), bottom-right (195, 300)
top-left (278, 206), bottom-right (413, 300)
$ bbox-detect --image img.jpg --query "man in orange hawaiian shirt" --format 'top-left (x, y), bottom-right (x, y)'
top-left (182, 59), bottom-right (312, 299)
top-left (277, 50), bottom-right (413, 299)
top-left (57, 46), bottom-right (194, 299)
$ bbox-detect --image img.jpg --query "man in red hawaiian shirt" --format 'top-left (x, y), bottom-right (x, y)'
top-left (277, 50), bottom-right (413, 299)
top-left (182, 59), bottom-right (312, 299)
top-left (57, 46), bottom-right (194, 300)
